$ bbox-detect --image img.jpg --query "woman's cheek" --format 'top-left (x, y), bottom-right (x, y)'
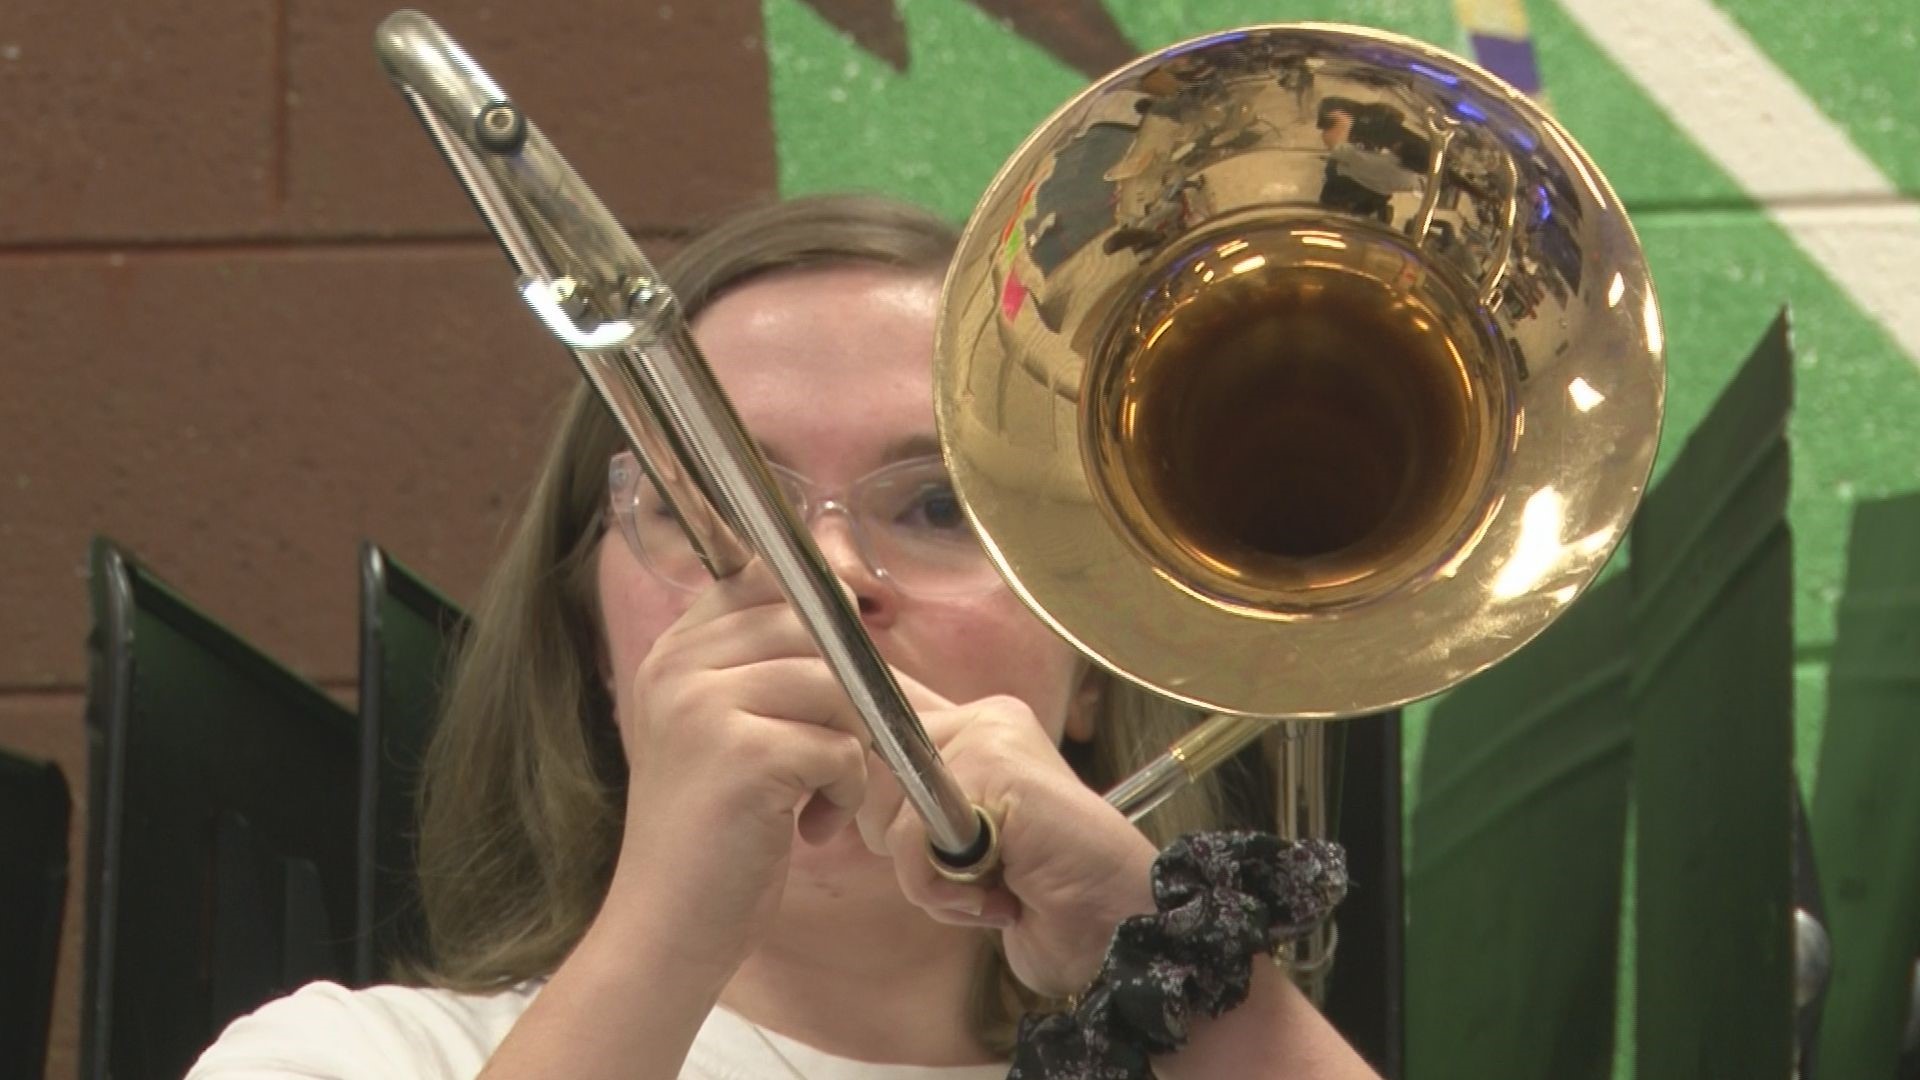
top-left (917, 597), bottom-right (1081, 731)
top-left (596, 542), bottom-right (692, 695)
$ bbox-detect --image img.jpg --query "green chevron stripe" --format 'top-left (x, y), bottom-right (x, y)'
top-left (1104, 0), bottom-right (1458, 52)
top-left (764, 0), bottom-right (1466, 218)
top-left (764, 0), bottom-right (1087, 220)
top-left (1638, 208), bottom-right (1920, 640)
top-left (1714, 0), bottom-right (1920, 196)
top-left (1531, 0), bottom-right (1749, 207)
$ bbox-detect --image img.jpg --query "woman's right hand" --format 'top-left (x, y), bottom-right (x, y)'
top-left (598, 560), bottom-right (874, 981)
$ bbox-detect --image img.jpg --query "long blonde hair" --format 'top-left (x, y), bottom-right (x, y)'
top-left (408, 193), bottom-right (1274, 1052)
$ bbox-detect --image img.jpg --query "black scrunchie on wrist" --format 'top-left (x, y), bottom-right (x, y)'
top-left (1008, 832), bottom-right (1348, 1080)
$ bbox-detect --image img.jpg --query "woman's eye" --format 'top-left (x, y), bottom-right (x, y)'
top-left (631, 498), bottom-right (679, 528)
top-left (897, 484), bottom-right (966, 531)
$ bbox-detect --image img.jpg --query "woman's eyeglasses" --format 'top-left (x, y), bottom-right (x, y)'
top-left (607, 450), bottom-right (1004, 599)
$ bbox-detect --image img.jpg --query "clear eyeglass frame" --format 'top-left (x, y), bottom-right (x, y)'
top-left (606, 449), bottom-right (1005, 599)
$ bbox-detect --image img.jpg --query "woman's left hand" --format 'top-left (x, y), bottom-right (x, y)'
top-left (855, 689), bottom-right (1159, 997)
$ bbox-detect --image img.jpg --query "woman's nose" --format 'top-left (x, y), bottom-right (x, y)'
top-left (808, 511), bottom-right (898, 625)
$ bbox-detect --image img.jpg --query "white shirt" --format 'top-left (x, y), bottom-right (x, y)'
top-left (187, 980), bottom-right (1011, 1079)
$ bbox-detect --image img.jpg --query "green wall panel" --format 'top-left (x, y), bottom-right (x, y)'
top-left (1629, 316), bottom-right (1796, 1080)
top-left (1407, 576), bottom-right (1632, 1078)
top-left (1811, 493), bottom-right (1920, 1079)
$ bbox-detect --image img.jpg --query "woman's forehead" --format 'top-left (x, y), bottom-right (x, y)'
top-left (695, 265), bottom-right (942, 461)
top-left (694, 268), bottom-right (934, 377)
top-left (695, 265), bottom-right (938, 338)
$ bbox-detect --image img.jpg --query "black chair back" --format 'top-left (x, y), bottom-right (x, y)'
top-left (0, 749), bottom-right (70, 1080)
top-left (1321, 712), bottom-right (1405, 1078)
top-left (82, 539), bottom-right (358, 1080)
top-left (355, 543), bottom-right (466, 983)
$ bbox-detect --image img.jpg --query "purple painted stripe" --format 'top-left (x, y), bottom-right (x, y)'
top-left (1469, 32), bottom-right (1544, 95)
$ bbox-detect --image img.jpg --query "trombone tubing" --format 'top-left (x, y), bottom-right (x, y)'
top-left (1106, 714), bottom-right (1272, 823)
top-left (375, 9), bottom-right (987, 861)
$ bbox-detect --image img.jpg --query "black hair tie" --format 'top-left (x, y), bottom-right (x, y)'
top-left (1009, 832), bottom-right (1348, 1080)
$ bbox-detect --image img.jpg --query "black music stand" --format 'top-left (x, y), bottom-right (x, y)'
top-left (82, 539), bottom-right (359, 1080)
top-left (1322, 711), bottom-right (1405, 1078)
top-left (0, 749), bottom-right (70, 1080)
top-left (355, 542), bottom-right (465, 983)
top-left (1793, 788), bottom-right (1829, 1077)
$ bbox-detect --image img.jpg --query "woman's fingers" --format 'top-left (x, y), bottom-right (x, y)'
top-left (640, 556), bottom-right (992, 854)
top-left (677, 556), bottom-right (791, 621)
top-left (668, 593), bottom-right (824, 671)
top-left (886, 666), bottom-right (958, 716)
top-left (877, 702), bottom-right (1018, 904)
top-left (882, 799), bottom-right (1020, 927)
top-left (763, 720), bottom-right (869, 843)
top-left (857, 699), bottom-right (1011, 861)
top-left (853, 760), bottom-right (898, 855)
top-left (721, 657), bottom-right (873, 745)
top-left (668, 558), bottom-right (862, 666)
top-left (852, 690), bottom-right (974, 854)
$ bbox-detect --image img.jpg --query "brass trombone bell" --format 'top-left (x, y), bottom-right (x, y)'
top-left (378, 12), bottom-right (1665, 869)
top-left (937, 24), bottom-right (1664, 721)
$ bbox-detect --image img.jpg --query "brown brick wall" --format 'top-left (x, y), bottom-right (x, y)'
top-left (0, 4), bottom-right (776, 1076)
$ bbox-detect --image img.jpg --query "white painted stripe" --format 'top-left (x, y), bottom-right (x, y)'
top-left (1557, 0), bottom-right (1920, 371)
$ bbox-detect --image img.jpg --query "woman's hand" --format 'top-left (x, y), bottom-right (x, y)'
top-left (856, 695), bottom-right (1159, 997)
top-left (604, 561), bottom-right (874, 979)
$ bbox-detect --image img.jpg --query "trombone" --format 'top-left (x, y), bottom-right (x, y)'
top-left (374, 12), bottom-right (1664, 962)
